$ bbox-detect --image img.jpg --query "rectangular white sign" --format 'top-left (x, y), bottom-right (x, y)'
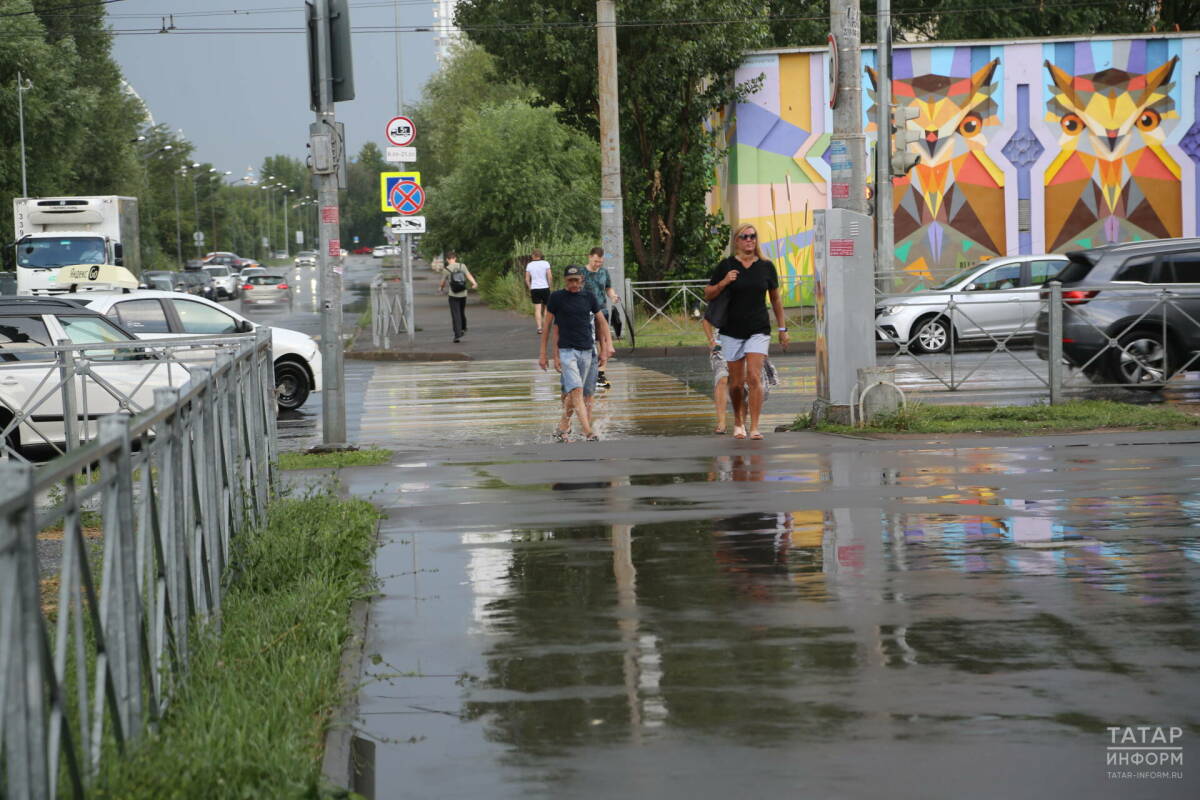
top-left (388, 215), bottom-right (426, 233)
top-left (386, 146), bottom-right (417, 163)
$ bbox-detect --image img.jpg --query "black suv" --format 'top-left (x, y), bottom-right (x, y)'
top-left (1033, 238), bottom-right (1200, 387)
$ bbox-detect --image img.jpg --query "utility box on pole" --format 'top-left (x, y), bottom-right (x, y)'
top-left (812, 209), bottom-right (875, 422)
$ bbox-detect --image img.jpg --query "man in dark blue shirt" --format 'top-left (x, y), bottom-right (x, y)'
top-left (539, 265), bottom-right (613, 441)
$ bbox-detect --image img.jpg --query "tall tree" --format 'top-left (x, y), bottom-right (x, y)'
top-left (456, 0), bottom-right (773, 281)
top-left (423, 100), bottom-right (599, 272)
top-left (344, 141), bottom-right (389, 249)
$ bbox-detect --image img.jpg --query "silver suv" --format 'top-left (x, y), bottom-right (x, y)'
top-left (875, 254), bottom-right (1068, 353)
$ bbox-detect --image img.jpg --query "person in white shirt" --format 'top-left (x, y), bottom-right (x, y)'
top-left (524, 249), bottom-right (553, 334)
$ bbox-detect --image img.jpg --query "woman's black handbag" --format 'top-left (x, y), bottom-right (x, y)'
top-left (704, 288), bottom-right (730, 330)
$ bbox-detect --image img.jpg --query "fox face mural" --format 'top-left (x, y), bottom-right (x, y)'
top-left (1043, 56), bottom-right (1182, 250)
top-left (869, 58), bottom-right (1007, 277)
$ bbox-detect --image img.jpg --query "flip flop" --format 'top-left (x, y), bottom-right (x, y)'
top-left (713, 427), bottom-right (727, 435)
top-left (732, 428), bottom-right (747, 440)
top-left (749, 432), bottom-right (764, 440)
top-left (552, 429), bottom-right (568, 443)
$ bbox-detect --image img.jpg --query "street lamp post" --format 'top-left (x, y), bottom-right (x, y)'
top-left (172, 169), bottom-right (184, 266)
top-left (280, 186), bottom-right (295, 257)
top-left (16, 72), bottom-right (33, 197)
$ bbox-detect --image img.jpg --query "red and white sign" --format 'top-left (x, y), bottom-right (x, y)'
top-left (385, 116), bottom-right (416, 147)
top-left (831, 183), bottom-right (850, 199)
top-left (327, 238), bottom-right (341, 257)
top-left (829, 239), bottom-right (855, 257)
top-left (321, 206), bottom-right (339, 224)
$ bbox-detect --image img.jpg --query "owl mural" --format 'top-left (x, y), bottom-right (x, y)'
top-left (1043, 56), bottom-right (1181, 250)
top-left (868, 58), bottom-right (1006, 278)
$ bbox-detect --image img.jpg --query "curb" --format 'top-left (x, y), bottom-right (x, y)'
top-left (347, 350), bottom-right (471, 362)
top-left (320, 508), bottom-right (382, 797)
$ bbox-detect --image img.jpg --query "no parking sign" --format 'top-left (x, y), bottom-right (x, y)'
top-left (379, 171), bottom-right (423, 214)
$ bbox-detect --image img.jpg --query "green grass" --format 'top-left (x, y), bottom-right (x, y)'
top-left (623, 312), bottom-right (816, 349)
top-left (479, 268), bottom-right (530, 313)
top-left (91, 491), bottom-right (381, 799)
top-left (278, 448), bottom-right (392, 470)
top-left (794, 400), bottom-right (1200, 435)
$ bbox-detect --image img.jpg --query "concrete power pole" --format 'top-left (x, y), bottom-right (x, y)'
top-left (813, 0), bottom-right (876, 424)
top-left (596, 1), bottom-right (626, 302)
top-left (312, 0), bottom-right (347, 446)
top-left (874, 0), bottom-right (893, 290)
top-left (830, 0), bottom-right (867, 215)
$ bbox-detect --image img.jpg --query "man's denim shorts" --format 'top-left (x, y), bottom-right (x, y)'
top-left (559, 348), bottom-right (593, 394)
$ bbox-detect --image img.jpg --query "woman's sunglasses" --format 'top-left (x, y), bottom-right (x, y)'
top-left (737, 232), bottom-right (757, 240)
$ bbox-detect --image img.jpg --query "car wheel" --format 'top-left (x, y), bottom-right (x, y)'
top-left (1107, 329), bottom-right (1173, 388)
top-left (274, 362), bottom-right (310, 411)
top-left (910, 315), bottom-right (953, 354)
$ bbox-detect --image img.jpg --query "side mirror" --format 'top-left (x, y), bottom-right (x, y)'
top-left (113, 242), bottom-right (124, 266)
top-left (237, 319), bottom-right (254, 333)
top-left (964, 282), bottom-right (977, 291)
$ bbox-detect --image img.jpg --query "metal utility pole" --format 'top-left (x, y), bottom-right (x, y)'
top-left (596, 1), bottom-right (626, 302)
top-left (311, 0), bottom-right (347, 445)
top-left (16, 72), bottom-right (32, 197)
top-left (282, 188), bottom-right (291, 257)
top-left (830, 0), bottom-right (867, 215)
top-left (874, 0), bottom-right (894, 290)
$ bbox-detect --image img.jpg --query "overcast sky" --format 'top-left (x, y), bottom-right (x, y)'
top-left (109, 0), bottom-right (439, 181)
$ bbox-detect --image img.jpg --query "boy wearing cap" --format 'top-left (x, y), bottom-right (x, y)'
top-left (538, 265), bottom-right (613, 442)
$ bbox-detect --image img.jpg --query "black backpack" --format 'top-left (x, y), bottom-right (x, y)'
top-left (448, 268), bottom-right (467, 293)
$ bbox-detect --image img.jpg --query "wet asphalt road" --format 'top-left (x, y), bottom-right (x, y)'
top-left (333, 431), bottom-right (1199, 799)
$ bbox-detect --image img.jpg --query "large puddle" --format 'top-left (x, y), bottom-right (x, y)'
top-left (350, 434), bottom-right (1200, 798)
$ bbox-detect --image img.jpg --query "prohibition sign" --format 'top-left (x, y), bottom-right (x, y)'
top-left (389, 180), bottom-right (425, 215)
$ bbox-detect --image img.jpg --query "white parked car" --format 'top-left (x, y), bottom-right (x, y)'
top-left (874, 254), bottom-right (1070, 353)
top-left (294, 250), bottom-right (318, 268)
top-left (0, 298), bottom-right (190, 454)
top-left (67, 291), bottom-right (322, 411)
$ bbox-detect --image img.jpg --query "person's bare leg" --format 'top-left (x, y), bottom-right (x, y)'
top-left (714, 377), bottom-right (728, 433)
top-left (567, 387), bottom-right (592, 436)
top-left (559, 394), bottom-right (573, 434)
top-left (744, 352), bottom-right (765, 438)
top-left (534, 303), bottom-right (544, 331)
top-left (727, 358), bottom-right (747, 438)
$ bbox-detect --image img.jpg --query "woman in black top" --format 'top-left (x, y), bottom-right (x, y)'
top-left (704, 223), bottom-right (789, 440)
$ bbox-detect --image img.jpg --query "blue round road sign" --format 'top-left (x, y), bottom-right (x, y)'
top-left (388, 180), bottom-right (425, 215)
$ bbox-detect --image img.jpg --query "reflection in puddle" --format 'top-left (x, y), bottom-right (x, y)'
top-left (446, 443), bottom-right (1200, 759)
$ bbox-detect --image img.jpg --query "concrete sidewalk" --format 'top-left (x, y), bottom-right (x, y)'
top-left (350, 260), bottom-right (543, 362)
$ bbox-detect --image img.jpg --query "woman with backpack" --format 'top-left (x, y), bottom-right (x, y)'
top-left (438, 251), bottom-right (478, 343)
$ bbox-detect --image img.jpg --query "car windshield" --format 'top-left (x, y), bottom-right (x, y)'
top-left (16, 236), bottom-right (106, 269)
top-left (204, 266), bottom-right (230, 276)
top-left (932, 265), bottom-right (984, 290)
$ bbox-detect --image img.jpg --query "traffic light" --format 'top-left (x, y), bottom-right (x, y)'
top-left (890, 105), bottom-right (921, 177)
top-left (306, 0), bottom-right (355, 111)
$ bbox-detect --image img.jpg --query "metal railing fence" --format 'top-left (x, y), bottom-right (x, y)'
top-left (371, 272), bottom-right (411, 348)
top-left (872, 282), bottom-right (1200, 399)
top-left (623, 275), bottom-right (817, 338)
top-left (0, 332), bottom-right (278, 464)
top-left (0, 330), bottom-right (276, 799)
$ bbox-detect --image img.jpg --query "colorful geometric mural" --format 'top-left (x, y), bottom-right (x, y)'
top-left (713, 33), bottom-right (1200, 290)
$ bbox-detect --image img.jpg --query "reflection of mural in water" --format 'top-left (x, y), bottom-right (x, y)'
top-left (716, 34), bottom-right (1199, 286)
top-left (1043, 44), bottom-right (1182, 249)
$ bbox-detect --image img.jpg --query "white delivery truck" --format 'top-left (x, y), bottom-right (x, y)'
top-left (13, 196), bottom-right (141, 294)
